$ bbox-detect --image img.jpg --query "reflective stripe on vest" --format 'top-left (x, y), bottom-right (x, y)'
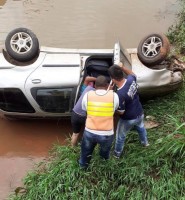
top-left (87, 101), bottom-right (114, 116)
top-left (86, 90), bottom-right (114, 131)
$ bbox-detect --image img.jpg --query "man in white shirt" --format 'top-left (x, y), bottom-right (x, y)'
top-left (79, 75), bottom-right (119, 168)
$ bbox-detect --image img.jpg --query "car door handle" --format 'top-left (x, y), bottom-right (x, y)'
top-left (32, 79), bottom-right (41, 84)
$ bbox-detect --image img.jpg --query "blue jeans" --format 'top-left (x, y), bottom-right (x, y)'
top-left (114, 114), bottom-right (148, 156)
top-left (79, 130), bottom-right (114, 168)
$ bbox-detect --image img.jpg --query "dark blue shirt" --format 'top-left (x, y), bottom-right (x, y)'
top-left (117, 75), bottom-right (143, 120)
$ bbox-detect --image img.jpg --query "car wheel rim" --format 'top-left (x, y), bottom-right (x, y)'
top-left (10, 32), bottom-right (33, 54)
top-left (142, 36), bottom-right (162, 58)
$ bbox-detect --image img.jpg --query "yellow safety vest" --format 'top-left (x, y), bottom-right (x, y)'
top-left (86, 90), bottom-right (114, 131)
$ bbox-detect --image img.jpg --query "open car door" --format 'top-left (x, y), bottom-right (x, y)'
top-left (114, 42), bottom-right (132, 70)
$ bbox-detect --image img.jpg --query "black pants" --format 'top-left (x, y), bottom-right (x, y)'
top-left (71, 111), bottom-right (86, 133)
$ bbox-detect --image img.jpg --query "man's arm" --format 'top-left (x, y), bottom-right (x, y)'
top-left (81, 93), bottom-right (88, 111)
top-left (113, 92), bottom-right (119, 110)
top-left (118, 62), bottom-right (135, 76)
top-left (83, 76), bottom-right (97, 86)
top-left (80, 76), bottom-right (96, 94)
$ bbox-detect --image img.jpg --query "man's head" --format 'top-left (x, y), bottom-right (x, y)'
top-left (108, 65), bottom-right (124, 82)
top-left (95, 75), bottom-right (109, 89)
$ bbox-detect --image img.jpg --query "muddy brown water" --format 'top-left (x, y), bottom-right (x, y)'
top-left (0, 0), bottom-right (180, 199)
top-left (0, 118), bottom-right (71, 200)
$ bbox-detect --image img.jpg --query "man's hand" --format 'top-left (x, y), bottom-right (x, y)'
top-left (109, 83), bottom-right (115, 90)
top-left (116, 110), bottom-right (125, 115)
top-left (117, 62), bottom-right (135, 76)
top-left (117, 62), bottom-right (124, 68)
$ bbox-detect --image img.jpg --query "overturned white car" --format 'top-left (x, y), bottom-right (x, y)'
top-left (0, 28), bottom-right (184, 119)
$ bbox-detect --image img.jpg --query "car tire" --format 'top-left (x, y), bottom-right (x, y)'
top-left (5, 27), bottom-right (39, 62)
top-left (137, 33), bottom-right (170, 66)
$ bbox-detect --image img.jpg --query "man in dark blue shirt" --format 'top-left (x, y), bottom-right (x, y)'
top-left (108, 62), bottom-right (149, 158)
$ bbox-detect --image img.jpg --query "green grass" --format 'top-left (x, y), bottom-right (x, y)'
top-left (9, 82), bottom-right (185, 200)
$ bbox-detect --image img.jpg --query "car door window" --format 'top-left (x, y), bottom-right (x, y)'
top-left (32, 88), bottom-right (75, 113)
top-left (0, 88), bottom-right (35, 113)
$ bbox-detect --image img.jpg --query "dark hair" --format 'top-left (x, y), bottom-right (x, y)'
top-left (108, 65), bottom-right (124, 81)
top-left (95, 75), bottom-right (108, 88)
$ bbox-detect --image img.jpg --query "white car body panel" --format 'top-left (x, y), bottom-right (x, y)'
top-left (24, 54), bottom-right (81, 117)
top-left (0, 54), bottom-right (15, 69)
